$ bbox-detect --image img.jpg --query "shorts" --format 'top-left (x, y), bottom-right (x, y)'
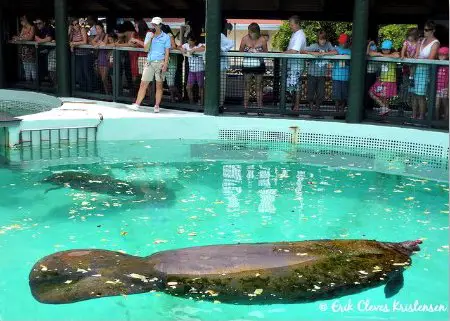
top-left (332, 80), bottom-right (349, 100)
top-left (369, 80), bottom-right (397, 99)
top-left (412, 65), bottom-right (429, 96)
top-left (436, 88), bottom-right (449, 98)
top-left (307, 76), bottom-right (325, 101)
top-left (286, 59), bottom-right (305, 91)
top-left (141, 60), bottom-right (166, 82)
top-left (187, 71), bottom-right (204, 87)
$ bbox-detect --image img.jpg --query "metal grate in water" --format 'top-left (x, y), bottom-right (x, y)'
top-left (218, 129), bottom-right (292, 143)
top-left (19, 126), bottom-right (98, 148)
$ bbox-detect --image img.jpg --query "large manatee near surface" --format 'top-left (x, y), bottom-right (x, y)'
top-left (29, 239), bottom-right (422, 305)
top-left (42, 171), bottom-right (174, 202)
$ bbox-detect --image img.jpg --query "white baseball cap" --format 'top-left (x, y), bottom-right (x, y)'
top-left (151, 17), bottom-right (163, 25)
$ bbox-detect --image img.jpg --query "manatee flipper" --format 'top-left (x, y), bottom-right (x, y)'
top-left (44, 186), bottom-right (62, 194)
top-left (384, 271), bottom-right (404, 298)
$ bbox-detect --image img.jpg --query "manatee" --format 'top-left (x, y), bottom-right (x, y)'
top-left (29, 239), bottom-right (422, 305)
top-left (42, 171), bottom-right (173, 202)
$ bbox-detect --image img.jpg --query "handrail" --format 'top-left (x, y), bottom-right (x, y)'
top-left (8, 40), bottom-right (449, 65)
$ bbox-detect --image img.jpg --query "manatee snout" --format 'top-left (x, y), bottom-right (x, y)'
top-left (400, 239), bottom-right (422, 253)
top-left (385, 239), bottom-right (422, 256)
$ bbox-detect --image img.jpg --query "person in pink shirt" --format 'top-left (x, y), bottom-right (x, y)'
top-left (436, 47), bottom-right (449, 120)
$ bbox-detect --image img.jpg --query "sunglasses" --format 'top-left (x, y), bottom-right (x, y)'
top-left (424, 28), bottom-right (433, 32)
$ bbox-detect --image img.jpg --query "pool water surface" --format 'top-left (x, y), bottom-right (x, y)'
top-left (0, 140), bottom-right (448, 320)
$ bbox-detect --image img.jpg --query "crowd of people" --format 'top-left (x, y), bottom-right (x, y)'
top-left (280, 16), bottom-right (448, 120)
top-left (10, 14), bottom-right (449, 120)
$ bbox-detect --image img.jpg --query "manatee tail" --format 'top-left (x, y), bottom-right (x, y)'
top-left (29, 249), bottom-right (160, 304)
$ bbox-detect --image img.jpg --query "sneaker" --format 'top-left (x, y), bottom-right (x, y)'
top-left (128, 103), bottom-right (140, 111)
top-left (154, 105), bottom-right (160, 113)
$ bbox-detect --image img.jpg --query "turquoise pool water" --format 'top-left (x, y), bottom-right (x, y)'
top-left (0, 140), bottom-right (448, 321)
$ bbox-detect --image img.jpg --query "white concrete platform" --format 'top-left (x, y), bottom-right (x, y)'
top-left (22, 97), bottom-right (205, 121)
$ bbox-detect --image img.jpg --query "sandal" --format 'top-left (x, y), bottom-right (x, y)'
top-left (378, 107), bottom-right (391, 116)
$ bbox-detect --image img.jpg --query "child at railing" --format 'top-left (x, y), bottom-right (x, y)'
top-left (400, 28), bottom-right (419, 104)
top-left (332, 34), bottom-right (351, 112)
top-left (302, 30), bottom-right (337, 111)
top-left (436, 47), bottom-right (449, 120)
top-left (180, 34), bottom-right (205, 105)
top-left (91, 24), bottom-right (110, 94)
top-left (12, 15), bottom-right (36, 82)
top-left (368, 40), bottom-right (400, 116)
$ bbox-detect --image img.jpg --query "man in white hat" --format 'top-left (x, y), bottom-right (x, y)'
top-left (129, 17), bottom-right (171, 113)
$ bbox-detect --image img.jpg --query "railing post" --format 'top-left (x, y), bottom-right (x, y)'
top-left (112, 49), bottom-right (120, 102)
top-left (55, 0), bottom-right (71, 96)
top-left (0, 9), bottom-right (5, 89)
top-left (71, 51), bottom-right (76, 94)
top-left (34, 44), bottom-right (40, 91)
top-left (427, 64), bottom-right (437, 125)
top-left (204, 0), bottom-right (221, 116)
top-left (347, 0), bottom-right (369, 123)
top-left (279, 57), bottom-right (287, 112)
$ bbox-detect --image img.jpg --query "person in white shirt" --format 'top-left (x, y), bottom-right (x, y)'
top-left (220, 21), bottom-right (234, 109)
top-left (284, 15), bottom-right (306, 111)
top-left (180, 34), bottom-right (206, 105)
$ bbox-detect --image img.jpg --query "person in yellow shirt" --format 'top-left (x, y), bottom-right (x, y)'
top-left (368, 40), bottom-right (400, 116)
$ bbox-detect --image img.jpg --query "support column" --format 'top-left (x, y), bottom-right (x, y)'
top-left (55, 0), bottom-right (71, 96)
top-left (0, 8), bottom-right (5, 88)
top-left (346, 0), bottom-right (369, 123)
top-left (203, 0), bottom-right (221, 116)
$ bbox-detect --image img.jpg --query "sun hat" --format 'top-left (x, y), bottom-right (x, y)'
top-left (338, 34), bottom-right (349, 45)
top-left (151, 17), bottom-right (163, 25)
top-left (438, 47), bottom-right (449, 55)
top-left (381, 40), bottom-right (393, 50)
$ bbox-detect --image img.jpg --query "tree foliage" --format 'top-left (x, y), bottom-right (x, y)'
top-left (273, 21), bottom-right (418, 52)
top-left (272, 21), bottom-right (352, 51)
top-left (378, 24), bottom-right (417, 50)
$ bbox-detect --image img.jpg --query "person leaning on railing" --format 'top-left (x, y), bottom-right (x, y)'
top-left (283, 15), bottom-right (307, 111)
top-left (239, 22), bottom-right (268, 113)
top-left (11, 15), bottom-right (36, 82)
top-left (435, 47), bottom-right (449, 121)
top-left (411, 21), bottom-right (440, 120)
top-left (128, 20), bottom-right (149, 87)
top-left (302, 30), bottom-right (337, 112)
top-left (129, 17), bottom-right (171, 113)
top-left (332, 34), bottom-right (352, 112)
top-left (115, 21), bottom-right (137, 93)
top-left (367, 40), bottom-right (400, 116)
top-left (219, 20), bottom-right (234, 111)
top-left (180, 33), bottom-right (206, 106)
top-left (34, 18), bottom-right (55, 86)
top-left (399, 28), bottom-right (419, 107)
top-left (69, 18), bottom-right (92, 92)
top-left (91, 24), bottom-right (110, 95)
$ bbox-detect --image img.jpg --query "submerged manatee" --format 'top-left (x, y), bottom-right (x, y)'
top-left (29, 239), bottom-right (422, 304)
top-left (42, 171), bottom-right (173, 202)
